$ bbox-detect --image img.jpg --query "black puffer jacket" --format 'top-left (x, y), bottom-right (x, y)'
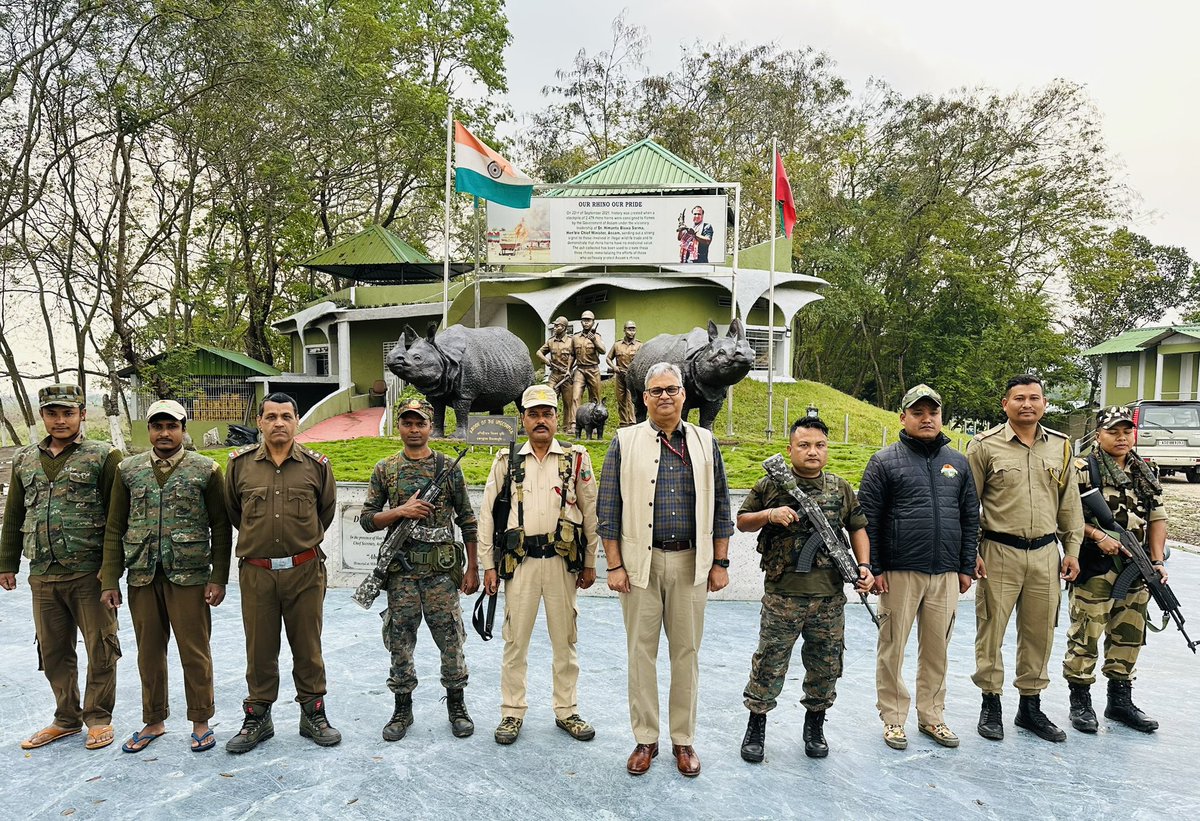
top-left (858, 431), bottom-right (979, 576)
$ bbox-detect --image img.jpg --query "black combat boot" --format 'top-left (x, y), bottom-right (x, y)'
top-left (740, 712), bottom-right (766, 763)
top-left (1105, 679), bottom-right (1158, 733)
top-left (1014, 694), bottom-right (1066, 742)
top-left (977, 693), bottom-right (1003, 740)
top-left (225, 702), bottom-right (273, 754)
top-left (383, 692), bottom-right (413, 742)
top-left (299, 697), bottom-right (342, 747)
top-left (802, 710), bottom-right (828, 759)
top-left (1068, 683), bottom-right (1098, 733)
top-left (445, 688), bottom-right (475, 738)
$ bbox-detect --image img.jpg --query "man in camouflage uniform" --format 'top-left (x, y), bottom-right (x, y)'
top-left (606, 320), bottom-right (642, 427)
top-left (1063, 405), bottom-right (1168, 734)
top-left (0, 384), bottom-right (123, 751)
top-left (360, 398), bottom-right (479, 741)
top-left (100, 399), bottom-right (232, 753)
top-left (737, 416), bottom-right (873, 761)
top-left (571, 310), bottom-right (605, 414)
top-left (537, 316), bottom-right (577, 435)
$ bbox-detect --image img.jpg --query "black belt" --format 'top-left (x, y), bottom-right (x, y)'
top-left (983, 531), bottom-right (1056, 550)
top-left (652, 540), bottom-right (694, 552)
top-left (524, 534), bottom-right (557, 559)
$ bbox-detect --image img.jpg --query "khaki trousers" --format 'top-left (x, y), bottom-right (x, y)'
top-left (29, 574), bottom-right (120, 728)
top-left (621, 549), bottom-right (708, 746)
top-left (614, 372), bottom-right (636, 427)
top-left (500, 555), bottom-right (580, 720)
top-left (128, 573), bottom-right (214, 723)
top-left (554, 378), bottom-right (577, 434)
top-left (875, 570), bottom-right (959, 726)
top-left (239, 559), bottom-right (327, 706)
top-left (972, 541), bottom-right (1061, 696)
top-left (573, 368), bottom-right (602, 408)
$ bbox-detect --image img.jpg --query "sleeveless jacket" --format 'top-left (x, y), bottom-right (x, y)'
top-left (15, 439), bottom-right (114, 572)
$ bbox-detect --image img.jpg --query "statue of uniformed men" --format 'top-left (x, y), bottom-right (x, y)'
top-left (606, 320), bottom-right (643, 427)
top-left (572, 311), bottom-right (605, 422)
top-left (538, 316), bottom-right (577, 434)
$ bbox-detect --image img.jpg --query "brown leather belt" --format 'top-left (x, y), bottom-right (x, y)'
top-left (983, 531), bottom-right (1056, 551)
top-left (653, 540), bottom-right (694, 552)
top-left (244, 547), bottom-right (319, 571)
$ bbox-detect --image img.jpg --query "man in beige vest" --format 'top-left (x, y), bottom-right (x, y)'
top-left (599, 362), bottom-right (734, 777)
top-left (478, 384), bottom-right (600, 745)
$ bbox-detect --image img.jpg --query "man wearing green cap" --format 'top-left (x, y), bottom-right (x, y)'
top-left (100, 399), bottom-right (232, 753)
top-left (360, 398), bottom-right (479, 742)
top-left (0, 383), bottom-right (123, 751)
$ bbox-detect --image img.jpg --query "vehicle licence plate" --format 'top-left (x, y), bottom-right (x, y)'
top-left (1156, 439), bottom-right (1187, 446)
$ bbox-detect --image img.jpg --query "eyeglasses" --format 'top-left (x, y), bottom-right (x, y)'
top-left (647, 386), bottom-right (682, 397)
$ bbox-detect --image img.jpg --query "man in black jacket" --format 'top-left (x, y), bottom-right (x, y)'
top-left (858, 384), bottom-right (979, 751)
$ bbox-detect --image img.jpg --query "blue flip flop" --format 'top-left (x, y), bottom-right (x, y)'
top-left (190, 729), bottom-right (215, 752)
top-left (121, 730), bottom-right (164, 753)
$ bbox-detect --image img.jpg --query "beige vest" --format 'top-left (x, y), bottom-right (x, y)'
top-left (616, 421), bottom-right (715, 589)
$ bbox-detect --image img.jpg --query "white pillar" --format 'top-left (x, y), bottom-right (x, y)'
top-left (1181, 353), bottom-right (1194, 400)
top-left (337, 321), bottom-right (352, 392)
top-left (1154, 350), bottom-right (1164, 400)
top-left (1138, 350), bottom-right (1147, 400)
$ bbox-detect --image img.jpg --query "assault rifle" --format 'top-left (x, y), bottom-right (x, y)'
top-left (353, 447), bottom-right (469, 609)
top-left (762, 455), bottom-right (880, 628)
top-left (1081, 488), bottom-right (1197, 653)
top-left (551, 365), bottom-right (577, 393)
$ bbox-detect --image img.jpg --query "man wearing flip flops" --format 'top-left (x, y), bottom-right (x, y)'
top-left (100, 400), bottom-right (233, 753)
top-left (0, 384), bottom-right (123, 752)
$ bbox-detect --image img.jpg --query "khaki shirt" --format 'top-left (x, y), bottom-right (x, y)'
top-left (608, 338), bottom-right (642, 373)
top-left (966, 421), bottom-right (1084, 557)
top-left (539, 336), bottom-right (574, 375)
top-left (225, 441), bottom-right (337, 559)
top-left (477, 439), bottom-right (600, 571)
top-left (572, 330), bottom-right (604, 368)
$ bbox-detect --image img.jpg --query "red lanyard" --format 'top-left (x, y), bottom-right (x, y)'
top-left (659, 432), bottom-right (688, 466)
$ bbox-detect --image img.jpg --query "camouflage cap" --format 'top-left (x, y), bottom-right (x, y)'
top-left (398, 398), bottom-right (434, 421)
top-left (1097, 405), bottom-right (1135, 429)
top-left (146, 399), bottom-right (187, 421)
top-left (900, 383), bottom-right (942, 410)
top-left (39, 383), bottom-right (84, 408)
top-left (521, 384), bottom-right (558, 409)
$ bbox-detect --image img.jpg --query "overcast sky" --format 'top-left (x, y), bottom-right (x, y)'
top-left (501, 0), bottom-right (1200, 259)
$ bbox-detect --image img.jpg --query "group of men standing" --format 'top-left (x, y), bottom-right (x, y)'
top-left (538, 313), bottom-right (645, 431)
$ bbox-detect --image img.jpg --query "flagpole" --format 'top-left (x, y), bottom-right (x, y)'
top-left (727, 182), bottom-right (740, 438)
top-left (473, 196), bottom-right (481, 328)
top-left (442, 102), bottom-right (453, 330)
top-left (767, 138), bottom-right (777, 440)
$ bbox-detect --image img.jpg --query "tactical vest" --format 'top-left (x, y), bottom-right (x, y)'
top-left (119, 450), bottom-right (216, 586)
top-left (498, 445), bottom-right (586, 579)
top-left (15, 439), bottom-right (114, 572)
top-left (386, 452), bottom-right (458, 576)
top-left (758, 473), bottom-right (844, 582)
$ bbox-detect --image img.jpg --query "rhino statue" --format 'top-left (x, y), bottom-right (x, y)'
top-left (385, 322), bottom-right (535, 438)
top-left (626, 318), bottom-right (755, 429)
top-left (574, 400), bottom-right (609, 440)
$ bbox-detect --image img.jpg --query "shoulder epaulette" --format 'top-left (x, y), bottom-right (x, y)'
top-left (1074, 458), bottom-right (1088, 470)
top-left (299, 445), bottom-right (330, 465)
top-left (976, 424), bottom-right (1005, 440)
top-left (1043, 426), bottom-right (1070, 440)
top-left (570, 443), bottom-right (589, 455)
top-left (228, 444), bottom-right (257, 460)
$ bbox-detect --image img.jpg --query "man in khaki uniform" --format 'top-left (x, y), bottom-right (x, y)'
top-left (224, 392), bottom-right (339, 753)
top-left (101, 400), bottom-right (232, 753)
top-left (572, 310), bottom-right (605, 412)
top-left (606, 321), bottom-right (642, 427)
top-left (967, 374), bottom-right (1083, 743)
top-left (478, 384), bottom-right (600, 745)
top-left (538, 317), bottom-right (577, 435)
top-left (0, 384), bottom-right (123, 751)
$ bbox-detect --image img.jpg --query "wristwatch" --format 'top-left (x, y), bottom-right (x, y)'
top-left (712, 558), bottom-right (730, 569)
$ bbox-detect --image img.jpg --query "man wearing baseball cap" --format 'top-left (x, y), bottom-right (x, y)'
top-left (478, 383), bottom-right (600, 745)
top-left (0, 383), bottom-right (123, 751)
top-left (858, 384), bottom-right (979, 751)
top-left (100, 399), bottom-right (232, 752)
top-left (360, 398), bottom-right (479, 742)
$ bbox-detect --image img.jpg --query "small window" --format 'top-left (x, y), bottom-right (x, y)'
top-left (305, 345), bottom-right (329, 377)
top-left (1116, 365), bottom-right (1132, 389)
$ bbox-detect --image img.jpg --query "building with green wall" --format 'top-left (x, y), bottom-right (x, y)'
top-left (1083, 324), bottom-right (1200, 406)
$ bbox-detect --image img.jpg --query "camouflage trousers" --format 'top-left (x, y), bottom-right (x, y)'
top-left (744, 591), bottom-right (846, 714)
top-left (1062, 570), bottom-right (1149, 685)
top-left (382, 573), bottom-right (468, 694)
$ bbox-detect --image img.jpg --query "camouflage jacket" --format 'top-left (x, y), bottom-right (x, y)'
top-left (360, 451), bottom-right (477, 577)
top-left (13, 438), bottom-right (115, 572)
top-left (1075, 453), bottom-right (1167, 584)
top-left (117, 450), bottom-right (219, 586)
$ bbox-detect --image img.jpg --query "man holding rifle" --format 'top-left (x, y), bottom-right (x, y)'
top-left (360, 398), bottom-right (479, 742)
top-left (1064, 405), bottom-right (1168, 734)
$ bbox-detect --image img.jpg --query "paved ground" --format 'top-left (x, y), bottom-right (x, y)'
top-left (295, 408), bottom-right (384, 444)
top-left (0, 551), bottom-right (1197, 820)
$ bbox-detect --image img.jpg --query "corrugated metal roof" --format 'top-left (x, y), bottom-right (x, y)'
top-left (299, 225), bottom-right (433, 268)
top-left (1081, 325), bottom-right (1200, 356)
top-left (194, 345), bottom-right (281, 376)
top-left (545, 139), bottom-right (719, 196)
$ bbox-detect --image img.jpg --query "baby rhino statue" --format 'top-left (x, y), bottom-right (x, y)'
top-left (627, 318), bottom-right (755, 429)
top-left (575, 401), bottom-right (609, 440)
top-left (386, 322), bottom-right (535, 438)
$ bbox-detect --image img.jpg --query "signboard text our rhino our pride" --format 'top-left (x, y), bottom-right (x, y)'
top-left (487, 195), bottom-right (727, 266)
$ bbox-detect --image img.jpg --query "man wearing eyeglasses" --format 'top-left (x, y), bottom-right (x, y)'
top-left (598, 362), bottom-right (734, 777)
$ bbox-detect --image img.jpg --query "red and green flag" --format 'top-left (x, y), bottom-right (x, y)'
top-left (775, 151), bottom-right (795, 239)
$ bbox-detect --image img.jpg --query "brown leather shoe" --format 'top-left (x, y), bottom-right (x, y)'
top-left (626, 742), bottom-right (658, 775)
top-left (672, 744), bottom-right (701, 777)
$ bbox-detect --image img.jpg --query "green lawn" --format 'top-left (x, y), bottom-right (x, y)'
top-left (202, 379), bottom-right (970, 489)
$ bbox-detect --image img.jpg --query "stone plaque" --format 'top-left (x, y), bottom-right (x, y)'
top-left (466, 415), bottom-right (519, 445)
top-left (340, 502), bottom-right (381, 571)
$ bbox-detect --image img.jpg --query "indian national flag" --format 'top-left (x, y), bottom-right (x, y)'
top-left (454, 122), bottom-right (534, 209)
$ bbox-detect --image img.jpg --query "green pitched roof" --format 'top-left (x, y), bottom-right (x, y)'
top-left (1081, 325), bottom-right (1200, 356)
top-left (194, 345), bottom-right (281, 376)
top-left (546, 139), bottom-right (719, 195)
top-left (297, 225), bottom-right (472, 283)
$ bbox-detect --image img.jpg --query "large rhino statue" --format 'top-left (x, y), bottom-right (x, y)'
top-left (385, 323), bottom-right (535, 438)
top-left (627, 318), bottom-right (755, 430)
